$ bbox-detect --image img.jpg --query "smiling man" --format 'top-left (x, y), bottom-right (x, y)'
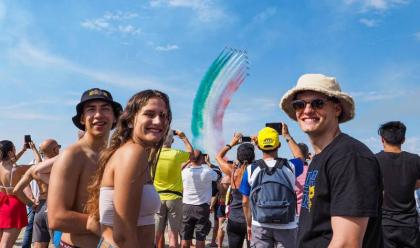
top-left (47, 88), bottom-right (122, 248)
top-left (280, 74), bottom-right (383, 248)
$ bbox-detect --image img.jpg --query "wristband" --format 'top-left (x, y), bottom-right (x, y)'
top-left (226, 144), bottom-right (232, 149)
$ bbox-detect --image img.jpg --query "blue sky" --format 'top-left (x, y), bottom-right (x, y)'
top-left (1, 0), bottom-right (419, 162)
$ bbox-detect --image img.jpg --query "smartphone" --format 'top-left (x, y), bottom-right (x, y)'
top-left (24, 135), bottom-right (31, 148)
top-left (227, 160), bottom-right (234, 164)
top-left (265, 122), bottom-right (282, 134)
top-left (240, 136), bottom-right (252, 143)
top-left (172, 130), bottom-right (177, 135)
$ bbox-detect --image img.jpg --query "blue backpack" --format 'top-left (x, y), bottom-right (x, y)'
top-left (249, 158), bottom-right (297, 224)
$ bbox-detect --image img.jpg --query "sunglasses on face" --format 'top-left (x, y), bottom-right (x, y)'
top-left (291, 98), bottom-right (331, 111)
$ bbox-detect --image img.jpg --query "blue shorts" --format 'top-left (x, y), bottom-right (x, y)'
top-left (216, 204), bottom-right (226, 218)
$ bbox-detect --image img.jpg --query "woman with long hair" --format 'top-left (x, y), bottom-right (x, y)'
top-left (0, 140), bottom-right (40, 248)
top-left (86, 90), bottom-right (172, 248)
top-left (216, 133), bottom-right (255, 248)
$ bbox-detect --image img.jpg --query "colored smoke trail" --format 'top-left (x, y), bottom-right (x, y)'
top-left (191, 48), bottom-right (249, 158)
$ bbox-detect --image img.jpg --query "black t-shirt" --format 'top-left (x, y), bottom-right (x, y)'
top-left (297, 133), bottom-right (383, 248)
top-left (376, 151), bottom-right (420, 227)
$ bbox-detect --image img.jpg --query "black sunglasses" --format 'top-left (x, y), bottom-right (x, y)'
top-left (291, 98), bottom-right (331, 111)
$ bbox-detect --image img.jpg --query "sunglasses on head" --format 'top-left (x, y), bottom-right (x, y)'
top-left (291, 98), bottom-right (333, 111)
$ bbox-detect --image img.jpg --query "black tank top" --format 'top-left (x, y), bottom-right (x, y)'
top-left (228, 189), bottom-right (246, 223)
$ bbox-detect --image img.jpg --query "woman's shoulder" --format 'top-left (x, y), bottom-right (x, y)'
top-left (114, 142), bottom-right (147, 162)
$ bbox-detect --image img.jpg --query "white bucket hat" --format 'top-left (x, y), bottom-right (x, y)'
top-left (280, 73), bottom-right (355, 123)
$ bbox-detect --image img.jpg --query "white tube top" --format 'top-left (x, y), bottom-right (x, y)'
top-left (99, 184), bottom-right (161, 226)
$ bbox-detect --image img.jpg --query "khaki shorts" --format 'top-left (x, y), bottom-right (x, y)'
top-left (155, 199), bottom-right (183, 232)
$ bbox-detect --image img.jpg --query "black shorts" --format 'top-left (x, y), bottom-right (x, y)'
top-left (181, 203), bottom-right (211, 241)
top-left (383, 225), bottom-right (420, 248)
top-left (33, 200), bottom-right (50, 243)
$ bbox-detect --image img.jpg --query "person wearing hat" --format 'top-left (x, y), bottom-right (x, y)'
top-left (280, 74), bottom-right (382, 248)
top-left (47, 88), bottom-right (122, 248)
top-left (239, 124), bottom-right (303, 248)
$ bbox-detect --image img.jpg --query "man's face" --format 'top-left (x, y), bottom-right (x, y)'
top-left (81, 100), bottom-right (116, 137)
top-left (294, 91), bottom-right (341, 137)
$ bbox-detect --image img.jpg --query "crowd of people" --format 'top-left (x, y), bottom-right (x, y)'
top-left (1, 73), bottom-right (420, 248)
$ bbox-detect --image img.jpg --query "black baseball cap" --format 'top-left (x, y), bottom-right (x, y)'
top-left (72, 88), bottom-right (123, 130)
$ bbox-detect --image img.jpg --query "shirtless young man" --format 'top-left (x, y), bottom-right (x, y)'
top-left (47, 88), bottom-right (122, 248)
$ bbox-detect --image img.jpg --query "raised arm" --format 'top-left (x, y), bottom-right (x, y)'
top-left (113, 144), bottom-right (146, 248)
top-left (14, 144), bottom-right (27, 163)
top-left (329, 216), bottom-right (368, 248)
top-left (175, 130), bottom-right (194, 159)
top-left (282, 123), bottom-right (303, 159)
top-left (29, 141), bottom-right (42, 164)
top-left (47, 149), bottom-right (89, 233)
top-left (216, 133), bottom-right (242, 175)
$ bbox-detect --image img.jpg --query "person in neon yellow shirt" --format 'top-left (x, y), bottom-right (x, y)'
top-left (154, 130), bottom-right (193, 248)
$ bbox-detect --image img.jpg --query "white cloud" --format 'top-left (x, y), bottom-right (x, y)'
top-left (253, 7), bottom-right (277, 22)
top-left (351, 90), bottom-right (408, 101)
top-left (118, 25), bottom-right (141, 34)
top-left (155, 44), bottom-right (179, 51)
top-left (0, 110), bottom-right (64, 121)
top-left (8, 41), bottom-right (179, 93)
top-left (150, 0), bottom-right (226, 23)
top-left (103, 11), bottom-right (138, 20)
top-left (359, 18), bottom-right (378, 27)
top-left (81, 19), bottom-right (110, 31)
top-left (344, 0), bottom-right (409, 12)
top-left (0, 100), bottom-right (73, 111)
top-left (81, 11), bottom-right (141, 35)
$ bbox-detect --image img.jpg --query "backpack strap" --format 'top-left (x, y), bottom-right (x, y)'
top-left (275, 158), bottom-right (298, 212)
top-left (250, 159), bottom-right (262, 175)
top-left (274, 158), bottom-right (293, 172)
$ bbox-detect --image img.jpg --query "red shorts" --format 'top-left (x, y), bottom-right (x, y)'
top-left (0, 192), bottom-right (28, 229)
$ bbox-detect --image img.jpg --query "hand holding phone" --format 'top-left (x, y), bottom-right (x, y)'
top-left (265, 122), bottom-right (282, 134)
top-left (24, 135), bottom-right (32, 149)
top-left (240, 136), bottom-right (252, 143)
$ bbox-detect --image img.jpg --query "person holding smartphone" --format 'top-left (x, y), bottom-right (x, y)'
top-left (154, 129), bottom-right (194, 248)
top-left (216, 132), bottom-right (255, 248)
top-left (0, 139), bottom-right (41, 248)
top-left (239, 123), bottom-right (304, 248)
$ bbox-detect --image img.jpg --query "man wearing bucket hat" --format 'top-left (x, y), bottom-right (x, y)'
top-left (239, 124), bottom-right (303, 248)
top-left (280, 74), bottom-right (382, 247)
top-left (48, 88), bottom-right (122, 248)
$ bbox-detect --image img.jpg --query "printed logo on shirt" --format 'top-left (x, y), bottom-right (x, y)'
top-left (302, 170), bottom-right (318, 211)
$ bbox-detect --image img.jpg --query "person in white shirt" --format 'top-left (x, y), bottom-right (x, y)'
top-left (181, 150), bottom-right (218, 248)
